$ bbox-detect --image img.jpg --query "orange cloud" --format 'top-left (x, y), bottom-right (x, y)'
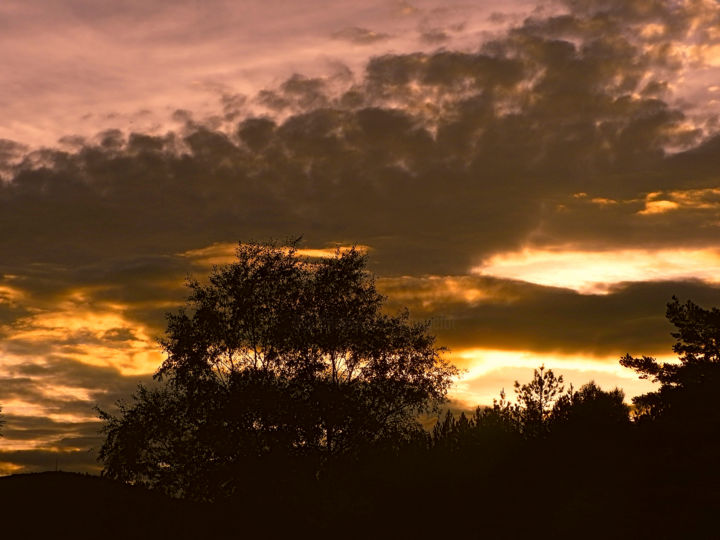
top-left (474, 247), bottom-right (720, 293)
top-left (378, 275), bottom-right (495, 308)
top-left (638, 188), bottom-right (720, 215)
top-left (181, 242), bottom-right (371, 269)
top-left (6, 301), bottom-right (163, 376)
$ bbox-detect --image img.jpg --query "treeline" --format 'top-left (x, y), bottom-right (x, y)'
top-left (82, 244), bottom-right (720, 536)
top-left (322, 297), bottom-right (720, 538)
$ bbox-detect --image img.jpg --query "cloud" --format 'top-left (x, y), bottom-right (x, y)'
top-left (0, 448), bottom-right (99, 475)
top-left (419, 29), bottom-right (450, 44)
top-left (3, 0), bottom-right (717, 276)
top-left (1, 415), bottom-right (99, 443)
top-left (0, 6), bottom-right (711, 285)
top-left (332, 27), bottom-right (391, 44)
top-left (0, 358), bottom-right (151, 419)
top-left (0, 357), bottom-right (153, 473)
top-left (381, 276), bottom-right (720, 357)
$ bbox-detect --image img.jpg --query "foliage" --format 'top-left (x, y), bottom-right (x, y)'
top-left (551, 381), bottom-right (630, 432)
top-left (98, 240), bottom-right (457, 499)
top-left (460, 365), bottom-right (569, 438)
top-left (431, 371), bottom-right (629, 452)
top-left (431, 401), bottom-right (519, 453)
top-left (621, 296), bottom-right (720, 420)
top-left (511, 365), bottom-right (565, 436)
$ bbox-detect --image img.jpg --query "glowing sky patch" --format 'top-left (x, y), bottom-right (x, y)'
top-left (377, 275), bottom-right (494, 307)
top-left (182, 242), bottom-right (370, 268)
top-left (474, 248), bottom-right (720, 294)
top-left (638, 188), bottom-right (720, 214)
top-left (5, 306), bottom-right (163, 376)
top-left (639, 199), bottom-right (681, 214)
top-left (450, 348), bottom-right (662, 406)
top-left (0, 463), bottom-right (24, 475)
top-left (0, 283), bottom-right (25, 305)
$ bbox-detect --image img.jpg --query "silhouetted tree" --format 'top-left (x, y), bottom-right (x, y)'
top-left (431, 400), bottom-right (519, 456)
top-left (430, 368), bottom-right (573, 465)
top-left (0, 405), bottom-right (4, 437)
top-left (618, 297), bottom-right (720, 524)
top-left (512, 365), bottom-right (566, 437)
top-left (432, 368), bottom-right (569, 448)
top-left (621, 297), bottom-right (720, 422)
top-left (551, 382), bottom-right (629, 432)
top-left (99, 241), bottom-right (457, 499)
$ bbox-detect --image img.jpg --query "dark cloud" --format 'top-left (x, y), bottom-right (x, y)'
top-left (0, 359), bottom-right (152, 473)
top-left (9, 358), bottom-right (146, 396)
top-left (0, 359), bottom-right (151, 424)
top-left (419, 29), bottom-right (449, 44)
top-left (2, 415), bottom-right (99, 443)
top-left (0, 4), bottom-right (709, 276)
top-left (385, 277), bottom-right (720, 357)
top-left (0, 139), bottom-right (27, 166)
top-left (0, 449), bottom-right (99, 474)
top-left (0, 304), bottom-right (28, 329)
top-left (332, 26), bottom-right (391, 44)
top-left (102, 328), bottom-right (138, 342)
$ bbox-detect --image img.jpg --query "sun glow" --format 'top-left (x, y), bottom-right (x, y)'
top-left (449, 348), bottom-right (664, 406)
top-left (181, 242), bottom-right (370, 268)
top-left (473, 247), bottom-right (720, 293)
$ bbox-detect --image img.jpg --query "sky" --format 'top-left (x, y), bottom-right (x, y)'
top-left (3, 0), bottom-right (720, 474)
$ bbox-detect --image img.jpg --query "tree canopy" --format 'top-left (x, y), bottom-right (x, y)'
top-left (621, 296), bottom-right (720, 421)
top-left (98, 241), bottom-right (457, 499)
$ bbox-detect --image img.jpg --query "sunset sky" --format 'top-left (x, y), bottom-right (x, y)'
top-left (4, 0), bottom-right (720, 474)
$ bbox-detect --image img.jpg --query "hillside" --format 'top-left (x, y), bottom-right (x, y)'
top-left (0, 472), bottom-right (242, 539)
top-left (2, 458), bottom-right (718, 540)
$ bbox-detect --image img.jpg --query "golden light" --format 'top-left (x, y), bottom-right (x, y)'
top-left (473, 247), bottom-right (720, 293)
top-left (181, 242), bottom-right (371, 268)
top-left (0, 282), bottom-right (25, 305)
top-left (639, 23), bottom-right (666, 39)
top-left (5, 302), bottom-right (164, 376)
top-left (639, 188), bottom-right (720, 214)
top-left (377, 275), bottom-right (494, 308)
top-left (639, 200), bottom-right (680, 214)
top-left (0, 463), bottom-right (24, 476)
top-left (449, 348), bottom-right (663, 406)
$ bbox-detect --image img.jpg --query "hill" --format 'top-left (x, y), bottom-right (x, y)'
top-left (0, 472), bottom-right (243, 539)
top-left (2, 460), bottom-right (718, 539)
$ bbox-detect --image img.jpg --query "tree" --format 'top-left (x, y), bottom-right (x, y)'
top-left (0, 405), bottom-right (4, 437)
top-left (621, 297), bottom-right (720, 421)
top-left (512, 365), bottom-right (566, 437)
top-left (550, 382), bottom-right (629, 432)
top-left (430, 401), bottom-right (519, 454)
top-left (446, 366), bottom-right (568, 440)
top-left (99, 241), bottom-right (457, 499)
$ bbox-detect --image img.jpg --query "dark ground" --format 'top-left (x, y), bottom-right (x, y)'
top-left (2, 447), bottom-right (719, 540)
top-left (0, 472), bottom-right (242, 539)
